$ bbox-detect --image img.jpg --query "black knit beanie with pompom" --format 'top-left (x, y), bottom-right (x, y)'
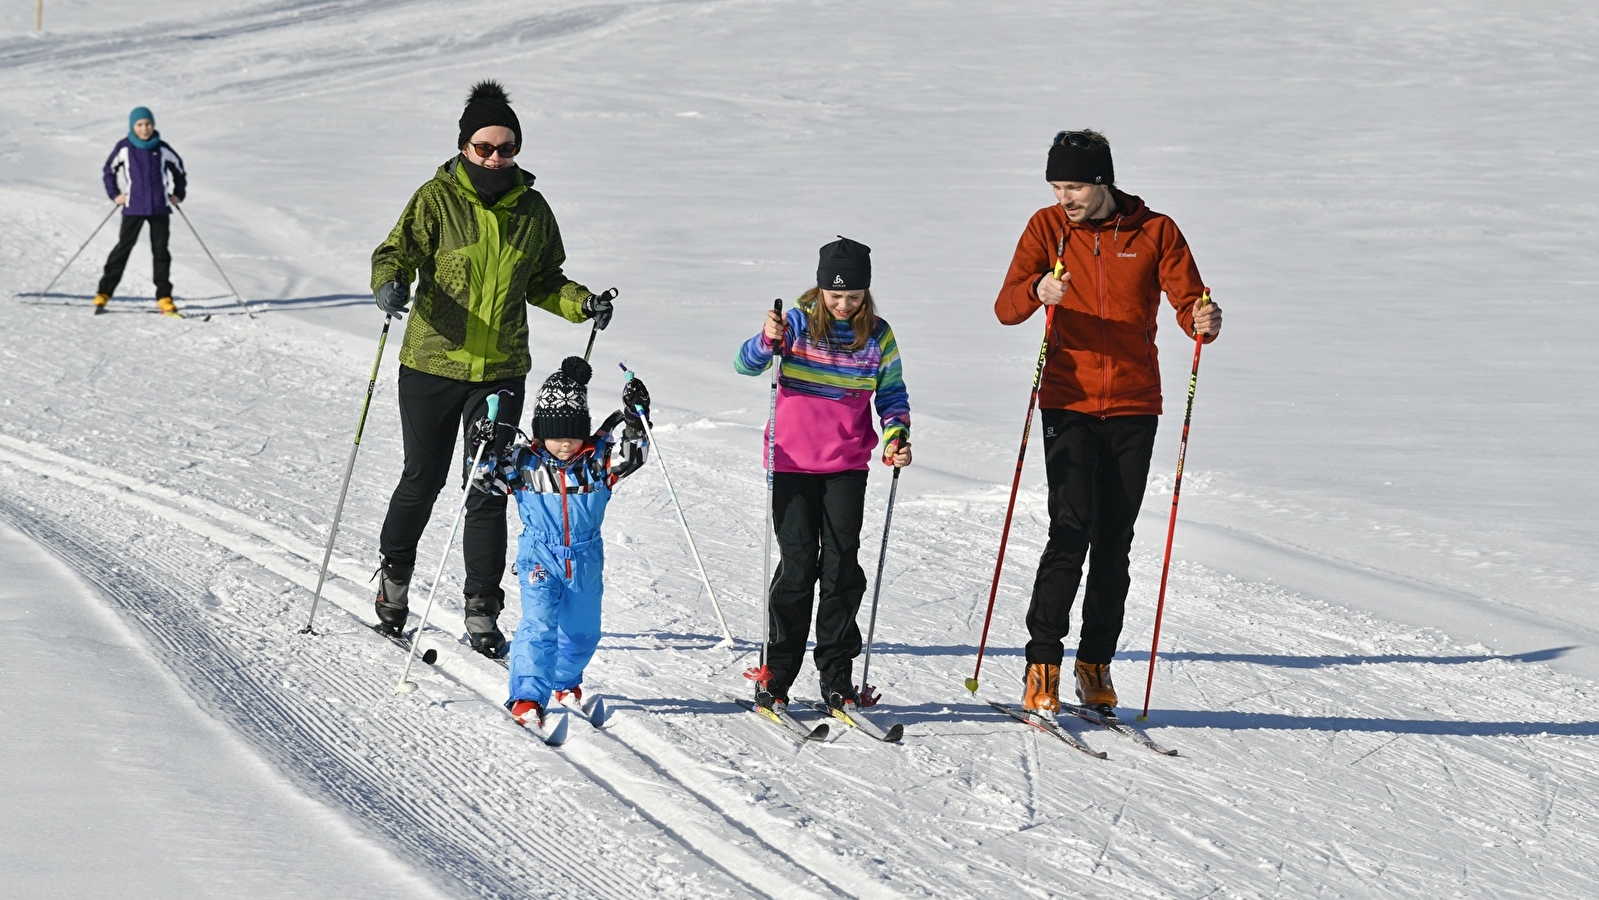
top-left (532, 356), bottom-right (592, 440)
top-left (458, 80), bottom-right (522, 149)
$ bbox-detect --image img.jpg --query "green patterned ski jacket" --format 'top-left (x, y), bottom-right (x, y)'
top-left (371, 158), bottom-right (591, 382)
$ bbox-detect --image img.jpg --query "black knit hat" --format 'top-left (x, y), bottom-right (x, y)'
top-left (1046, 130), bottom-right (1114, 186)
top-left (532, 356), bottom-right (592, 440)
top-left (458, 80), bottom-right (522, 149)
top-left (816, 235), bottom-right (871, 290)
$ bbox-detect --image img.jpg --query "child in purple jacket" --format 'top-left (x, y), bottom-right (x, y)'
top-left (734, 236), bottom-right (912, 714)
top-left (95, 106), bottom-right (186, 316)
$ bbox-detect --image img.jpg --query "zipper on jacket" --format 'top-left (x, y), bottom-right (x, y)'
top-left (556, 462), bottom-right (573, 579)
top-left (1096, 229), bottom-right (1109, 417)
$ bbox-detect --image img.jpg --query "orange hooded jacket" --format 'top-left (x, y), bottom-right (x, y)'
top-left (994, 191), bottom-right (1211, 417)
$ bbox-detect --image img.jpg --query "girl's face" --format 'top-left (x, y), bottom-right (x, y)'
top-left (544, 436), bottom-right (583, 460)
top-left (133, 119), bottom-right (155, 140)
top-left (821, 289), bottom-right (866, 319)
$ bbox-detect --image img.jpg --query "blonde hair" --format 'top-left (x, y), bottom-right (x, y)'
top-left (800, 287), bottom-right (876, 352)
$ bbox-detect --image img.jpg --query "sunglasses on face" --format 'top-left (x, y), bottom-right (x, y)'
top-left (1052, 130), bottom-right (1094, 149)
top-left (468, 141), bottom-right (520, 158)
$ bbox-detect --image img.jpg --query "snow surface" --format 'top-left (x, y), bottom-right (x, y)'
top-left (3, 1), bottom-right (1598, 898)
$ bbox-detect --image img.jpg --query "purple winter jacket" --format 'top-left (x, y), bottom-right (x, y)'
top-left (102, 138), bottom-right (186, 217)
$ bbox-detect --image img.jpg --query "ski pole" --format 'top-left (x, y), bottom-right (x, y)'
top-left (1139, 288), bottom-right (1212, 721)
top-left (174, 204), bottom-right (255, 319)
top-left (857, 463), bottom-right (901, 708)
top-left (966, 297), bottom-right (1057, 694)
top-left (620, 363), bottom-right (735, 647)
top-left (300, 315), bottom-right (392, 634)
top-left (582, 288), bottom-right (617, 362)
top-left (33, 203), bottom-right (118, 299)
top-left (744, 298), bottom-right (783, 688)
top-left (396, 393), bottom-right (501, 693)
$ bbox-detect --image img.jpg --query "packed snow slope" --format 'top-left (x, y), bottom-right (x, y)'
top-left (2, 2), bottom-right (1597, 898)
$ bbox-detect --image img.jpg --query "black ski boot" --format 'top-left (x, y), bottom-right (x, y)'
top-left (464, 593), bottom-right (506, 659)
top-left (373, 557), bottom-right (412, 636)
top-left (820, 673), bottom-right (860, 710)
top-left (754, 685), bottom-right (789, 712)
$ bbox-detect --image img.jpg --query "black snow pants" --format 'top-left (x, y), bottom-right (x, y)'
top-left (764, 470), bottom-right (869, 698)
top-left (379, 365), bottom-right (526, 608)
top-left (97, 214), bottom-right (172, 299)
top-left (1025, 410), bottom-right (1158, 666)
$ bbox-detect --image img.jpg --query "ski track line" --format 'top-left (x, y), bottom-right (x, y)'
top-left (0, 493), bottom-right (655, 900)
top-left (0, 436), bottom-right (877, 899)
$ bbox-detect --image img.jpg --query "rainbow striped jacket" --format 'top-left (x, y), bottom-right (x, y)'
top-left (735, 301), bottom-right (910, 474)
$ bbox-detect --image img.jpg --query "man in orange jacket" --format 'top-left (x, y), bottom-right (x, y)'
top-left (994, 129), bottom-right (1223, 716)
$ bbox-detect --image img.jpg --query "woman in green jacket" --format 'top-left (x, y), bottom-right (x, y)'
top-left (369, 80), bottom-right (615, 658)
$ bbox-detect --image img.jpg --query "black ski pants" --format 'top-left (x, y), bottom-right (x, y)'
top-left (379, 365), bottom-right (526, 608)
top-left (98, 214), bottom-right (172, 298)
top-left (1026, 410), bottom-right (1158, 666)
top-left (765, 470), bottom-right (869, 697)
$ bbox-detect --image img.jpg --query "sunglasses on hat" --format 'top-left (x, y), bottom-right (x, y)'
top-left (468, 141), bottom-right (520, 158)
top-left (1052, 130), bottom-right (1095, 149)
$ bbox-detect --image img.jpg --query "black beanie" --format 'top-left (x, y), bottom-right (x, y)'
top-left (1046, 132), bottom-right (1114, 186)
top-left (532, 356), bottom-right (592, 440)
top-left (458, 80), bottom-right (522, 149)
top-left (816, 235), bottom-right (871, 290)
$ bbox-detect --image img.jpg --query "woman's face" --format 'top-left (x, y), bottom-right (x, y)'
top-left (821, 289), bottom-right (866, 319)
top-left (132, 119), bottom-right (155, 141)
top-left (462, 125), bottom-right (519, 170)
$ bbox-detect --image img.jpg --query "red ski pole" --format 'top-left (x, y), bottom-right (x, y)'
top-left (1138, 288), bottom-right (1212, 721)
top-left (965, 300), bottom-right (1055, 694)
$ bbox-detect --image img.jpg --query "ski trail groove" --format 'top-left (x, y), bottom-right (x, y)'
top-left (0, 436), bottom-right (872, 898)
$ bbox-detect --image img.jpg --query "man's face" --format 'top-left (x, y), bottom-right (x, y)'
top-left (1050, 181), bottom-right (1109, 224)
top-left (133, 119), bottom-right (155, 141)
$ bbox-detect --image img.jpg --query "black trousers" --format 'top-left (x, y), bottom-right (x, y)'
top-left (765, 470), bottom-right (869, 696)
top-left (1026, 410), bottom-right (1158, 666)
top-left (98, 214), bottom-right (172, 298)
top-left (379, 365), bottom-right (526, 606)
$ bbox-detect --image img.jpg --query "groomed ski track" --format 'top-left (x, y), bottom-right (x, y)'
top-left (4, 305), bottom-right (1599, 898)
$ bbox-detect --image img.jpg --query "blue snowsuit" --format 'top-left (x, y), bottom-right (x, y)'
top-left (489, 412), bottom-right (647, 707)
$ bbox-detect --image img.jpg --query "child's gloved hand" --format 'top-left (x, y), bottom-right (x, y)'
top-left (622, 376), bottom-right (651, 422)
top-left (467, 415), bottom-right (498, 449)
top-left (470, 455), bottom-right (519, 494)
top-left (882, 438), bottom-right (912, 468)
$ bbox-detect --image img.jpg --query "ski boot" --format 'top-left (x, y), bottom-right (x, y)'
top-left (1074, 660), bottom-right (1118, 714)
top-left (820, 674), bottom-right (860, 711)
top-left (463, 593), bottom-right (506, 659)
top-left (754, 685), bottom-right (788, 713)
top-left (1023, 662), bottom-right (1061, 713)
top-left (93, 293), bottom-right (110, 315)
top-left (509, 699), bottom-right (544, 728)
top-left (554, 685), bottom-right (583, 706)
top-left (373, 557), bottom-right (412, 637)
top-left (157, 296), bottom-right (180, 318)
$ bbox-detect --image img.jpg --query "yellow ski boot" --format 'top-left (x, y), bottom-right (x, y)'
top-left (157, 296), bottom-right (181, 318)
top-left (92, 293), bottom-right (110, 315)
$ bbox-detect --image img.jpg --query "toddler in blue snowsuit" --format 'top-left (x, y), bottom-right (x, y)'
top-left (476, 356), bottom-right (649, 729)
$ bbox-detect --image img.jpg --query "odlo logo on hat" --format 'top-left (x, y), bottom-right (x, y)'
top-left (832, 275), bottom-right (846, 287)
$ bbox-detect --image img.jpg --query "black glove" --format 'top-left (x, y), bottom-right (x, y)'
top-left (622, 376), bottom-right (650, 422)
top-left (467, 415), bottom-right (498, 449)
top-left (375, 280), bottom-right (410, 318)
top-left (582, 288), bottom-right (617, 330)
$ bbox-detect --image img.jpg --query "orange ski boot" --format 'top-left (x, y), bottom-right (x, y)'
top-left (93, 293), bottom-right (110, 314)
top-left (1023, 662), bottom-right (1060, 713)
top-left (157, 296), bottom-right (180, 318)
top-left (1074, 660), bottom-right (1118, 713)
